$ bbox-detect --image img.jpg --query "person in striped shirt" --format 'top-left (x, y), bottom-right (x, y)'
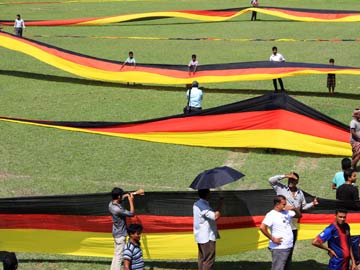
top-left (123, 224), bottom-right (144, 270)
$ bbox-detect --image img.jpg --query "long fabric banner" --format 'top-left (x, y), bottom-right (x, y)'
top-left (0, 93), bottom-right (352, 156)
top-left (0, 7), bottom-right (359, 25)
top-left (1, 32), bottom-right (359, 85)
top-left (0, 190), bottom-right (359, 259)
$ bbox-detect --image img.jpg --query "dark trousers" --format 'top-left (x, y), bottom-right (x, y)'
top-left (198, 241), bottom-right (216, 270)
top-left (184, 106), bottom-right (202, 115)
top-left (251, 11), bottom-right (257, 21)
top-left (15, 28), bottom-right (23, 37)
top-left (273, 78), bottom-right (285, 91)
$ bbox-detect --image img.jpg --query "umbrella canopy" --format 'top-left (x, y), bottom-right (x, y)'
top-left (189, 166), bottom-right (245, 190)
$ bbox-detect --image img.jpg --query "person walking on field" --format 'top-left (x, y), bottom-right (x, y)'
top-left (14, 14), bottom-right (25, 37)
top-left (259, 195), bottom-right (301, 270)
top-left (269, 46), bottom-right (285, 92)
top-left (109, 188), bottom-right (135, 270)
top-left (193, 189), bottom-right (224, 270)
top-left (312, 209), bottom-right (357, 270)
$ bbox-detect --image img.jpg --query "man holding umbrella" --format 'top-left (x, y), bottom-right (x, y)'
top-left (190, 166), bottom-right (244, 270)
top-left (193, 189), bottom-right (224, 270)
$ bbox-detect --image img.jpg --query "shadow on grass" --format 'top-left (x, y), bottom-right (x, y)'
top-left (1, 69), bottom-right (359, 99)
top-left (19, 259), bottom-right (327, 269)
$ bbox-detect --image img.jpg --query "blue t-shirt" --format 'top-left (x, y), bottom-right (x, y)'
top-left (316, 223), bottom-right (351, 270)
top-left (333, 171), bottom-right (346, 189)
top-left (123, 241), bottom-right (144, 270)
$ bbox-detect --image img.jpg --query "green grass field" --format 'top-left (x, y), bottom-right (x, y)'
top-left (1, 0), bottom-right (360, 269)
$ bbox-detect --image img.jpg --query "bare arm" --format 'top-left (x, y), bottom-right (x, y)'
top-left (123, 259), bottom-right (131, 270)
top-left (350, 242), bottom-right (357, 270)
top-left (312, 238), bottom-right (338, 258)
top-left (215, 198), bottom-right (224, 220)
top-left (127, 193), bottom-right (135, 214)
top-left (259, 223), bottom-right (282, 245)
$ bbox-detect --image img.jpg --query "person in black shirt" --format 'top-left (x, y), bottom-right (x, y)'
top-left (336, 169), bottom-right (358, 201)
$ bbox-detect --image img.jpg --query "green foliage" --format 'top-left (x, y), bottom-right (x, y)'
top-left (0, 0), bottom-right (360, 269)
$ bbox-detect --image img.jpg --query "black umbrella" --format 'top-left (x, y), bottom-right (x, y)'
top-left (189, 166), bottom-right (245, 190)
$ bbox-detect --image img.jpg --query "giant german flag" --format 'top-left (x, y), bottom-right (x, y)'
top-left (0, 93), bottom-right (352, 156)
top-left (0, 7), bottom-right (359, 25)
top-left (0, 32), bottom-right (359, 85)
top-left (0, 190), bottom-right (360, 259)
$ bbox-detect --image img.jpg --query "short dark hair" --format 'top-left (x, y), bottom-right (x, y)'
top-left (111, 187), bottom-right (124, 200)
top-left (127, 223), bottom-right (143, 235)
top-left (129, 51), bottom-right (133, 55)
top-left (329, 58), bottom-right (335, 63)
top-left (3, 252), bottom-right (18, 270)
top-left (272, 46), bottom-right (277, 51)
top-left (192, 81), bottom-right (199, 87)
top-left (192, 54), bottom-right (196, 58)
top-left (198, 189), bottom-right (210, 199)
top-left (341, 158), bottom-right (352, 171)
top-left (274, 195), bottom-right (286, 206)
top-left (289, 172), bottom-right (299, 181)
top-left (344, 169), bottom-right (355, 181)
top-left (335, 209), bottom-right (348, 215)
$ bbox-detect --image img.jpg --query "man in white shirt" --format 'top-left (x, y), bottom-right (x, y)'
top-left (260, 195), bottom-right (301, 270)
top-left (14, 14), bottom-right (25, 37)
top-left (185, 81), bottom-right (203, 114)
top-left (269, 172), bottom-right (318, 268)
top-left (193, 189), bottom-right (224, 270)
top-left (269, 46), bottom-right (285, 92)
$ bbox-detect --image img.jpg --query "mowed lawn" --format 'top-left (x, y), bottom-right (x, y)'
top-left (0, 0), bottom-right (360, 269)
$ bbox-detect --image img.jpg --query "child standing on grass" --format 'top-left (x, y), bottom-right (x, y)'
top-left (123, 224), bottom-right (144, 270)
top-left (327, 58), bottom-right (336, 94)
top-left (188, 54), bottom-right (198, 76)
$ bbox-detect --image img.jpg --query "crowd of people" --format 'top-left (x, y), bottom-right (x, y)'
top-left (105, 163), bottom-right (359, 270)
top-left (2, 4), bottom-right (352, 270)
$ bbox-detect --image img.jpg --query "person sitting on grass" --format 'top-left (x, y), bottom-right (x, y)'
top-left (120, 51), bottom-right (136, 70)
top-left (123, 224), bottom-right (144, 270)
top-left (188, 54), bottom-right (198, 76)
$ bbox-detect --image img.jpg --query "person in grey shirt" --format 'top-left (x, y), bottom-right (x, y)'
top-left (109, 187), bottom-right (135, 270)
top-left (269, 172), bottom-right (318, 269)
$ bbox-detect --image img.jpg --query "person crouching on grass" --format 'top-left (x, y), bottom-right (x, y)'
top-left (123, 224), bottom-right (144, 270)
